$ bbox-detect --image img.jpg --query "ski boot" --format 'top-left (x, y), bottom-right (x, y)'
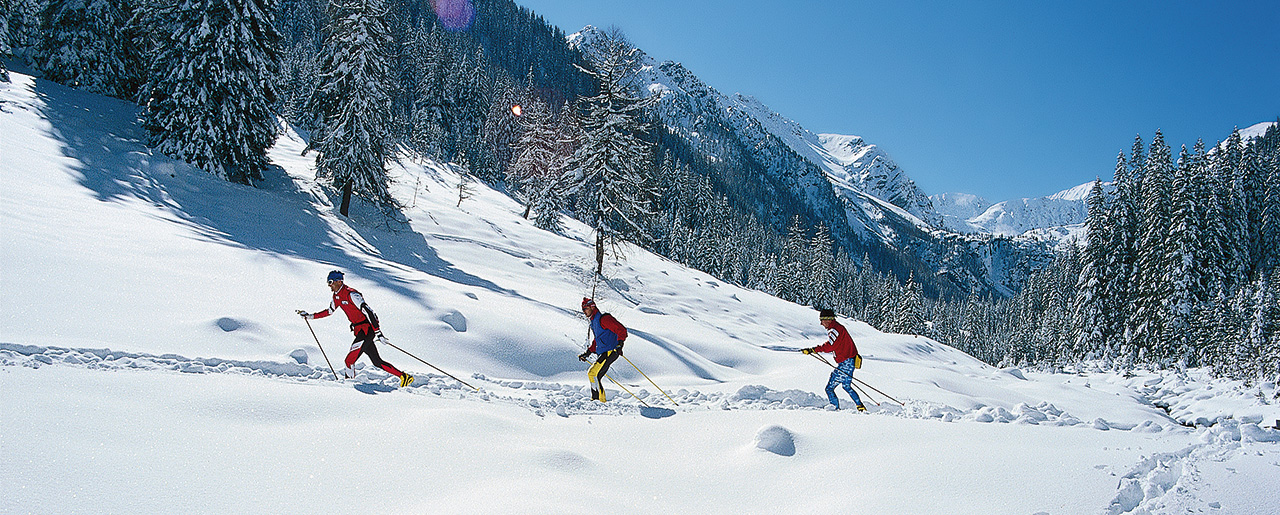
top-left (399, 373), bottom-right (414, 387)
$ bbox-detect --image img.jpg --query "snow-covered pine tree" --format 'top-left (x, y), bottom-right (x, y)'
top-left (533, 109), bottom-right (581, 232)
top-left (510, 97), bottom-right (559, 218)
top-left (274, 0), bottom-right (324, 125)
top-left (1165, 145), bottom-right (1205, 362)
top-left (480, 70), bottom-right (529, 183)
top-left (1, 8), bottom-right (10, 82)
top-left (1109, 149), bottom-right (1140, 347)
top-left (1240, 141), bottom-right (1270, 279)
top-left (1132, 130), bottom-right (1174, 355)
top-left (409, 21), bottom-right (448, 160)
top-left (141, 0), bottom-right (283, 185)
top-left (33, 0), bottom-right (141, 99)
top-left (3, 0), bottom-right (41, 62)
top-left (777, 215), bottom-right (808, 304)
top-left (566, 29), bottom-right (657, 276)
top-left (1257, 123), bottom-right (1280, 276)
top-left (1218, 129), bottom-right (1249, 286)
top-left (1074, 178), bottom-right (1112, 354)
top-left (896, 273), bottom-right (927, 336)
top-left (445, 45), bottom-right (491, 168)
top-left (1192, 139), bottom-right (1229, 299)
top-left (808, 223), bottom-right (835, 309)
top-left (310, 0), bottom-right (396, 214)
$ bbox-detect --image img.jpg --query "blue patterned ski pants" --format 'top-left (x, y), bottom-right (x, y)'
top-left (826, 359), bottom-right (862, 408)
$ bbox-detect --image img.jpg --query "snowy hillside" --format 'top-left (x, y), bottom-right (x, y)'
top-left (4, 71), bottom-right (1280, 514)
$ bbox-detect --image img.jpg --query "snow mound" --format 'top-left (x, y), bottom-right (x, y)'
top-left (754, 425), bottom-right (796, 456)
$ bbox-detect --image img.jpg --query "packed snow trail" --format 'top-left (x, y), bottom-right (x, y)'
top-left (3, 342), bottom-right (1265, 431)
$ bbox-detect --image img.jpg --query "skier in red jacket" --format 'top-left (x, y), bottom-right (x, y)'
top-left (802, 308), bottom-right (865, 411)
top-left (298, 271), bottom-right (413, 387)
top-left (578, 297), bottom-right (626, 402)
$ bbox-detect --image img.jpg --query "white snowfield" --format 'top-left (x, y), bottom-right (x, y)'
top-left (2, 71), bottom-right (1278, 514)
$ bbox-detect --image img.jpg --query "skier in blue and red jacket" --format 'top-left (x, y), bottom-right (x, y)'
top-left (299, 271), bottom-right (413, 387)
top-left (578, 297), bottom-right (626, 402)
top-left (802, 308), bottom-right (865, 411)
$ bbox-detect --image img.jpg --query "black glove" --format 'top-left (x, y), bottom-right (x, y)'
top-left (801, 347), bottom-right (813, 355)
top-left (578, 351), bottom-right (590, 362)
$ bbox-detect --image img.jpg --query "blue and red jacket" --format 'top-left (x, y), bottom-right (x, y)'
top-left (588, 312), bottom-right (627, 354)
top-left (813, 320), bottom-right (858, 364)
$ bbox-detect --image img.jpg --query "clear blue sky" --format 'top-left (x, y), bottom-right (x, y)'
top-left (514, 0), bottom-right (1279, 201)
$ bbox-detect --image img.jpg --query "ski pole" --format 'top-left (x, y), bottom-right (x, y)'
top-left (604, 373), bottom-right (651, 407)
top-left (810, 352), bottom-right (836, 369)
top-left (808, 352), bottom-right (892, 406)
top-left (852, 377), bottom-right (903, 406)
top-left (620, 354), bottom-right (679, 406)
top-left (851, 381), bottom-right (880, 406)
top-left (303, 317), bottom-right (340, 381)
top-left (380, 338), bottom-right (479, 391)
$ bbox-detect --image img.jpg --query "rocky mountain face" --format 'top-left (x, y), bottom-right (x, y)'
top-left (569, 27), bottom-right (1054, 297)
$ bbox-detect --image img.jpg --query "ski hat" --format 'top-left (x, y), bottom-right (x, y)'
top-left (818, 308), bottom-right (836, 320)
top-left (581, 297), bottom-right (596, 311)
top-left (327, 270), bottom-right (344, 282)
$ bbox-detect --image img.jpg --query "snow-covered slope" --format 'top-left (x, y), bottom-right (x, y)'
top-left (4, 71), bottom-right (1279, 514)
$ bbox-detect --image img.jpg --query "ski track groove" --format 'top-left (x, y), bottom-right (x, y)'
top-left (0, 342), bottom-right (1182, 426)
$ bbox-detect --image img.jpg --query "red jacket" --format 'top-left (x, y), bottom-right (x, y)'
top-left (312, 285), bottom-right (379, 332)
top-left (813, 320), bottom-right (858, 364)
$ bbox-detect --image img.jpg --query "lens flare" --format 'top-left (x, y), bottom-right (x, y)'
top-left (511, 104), bottom-right (523, 116)
top-left (432, 0), bottom-right (476, 31)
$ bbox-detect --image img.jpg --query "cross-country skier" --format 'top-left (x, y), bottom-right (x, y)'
top-left (298, 271), bottom-right (413, 387)
top-left (577, 297), bottom-right (626, 402)
top-left (801, 308), bottom-right (866, 411)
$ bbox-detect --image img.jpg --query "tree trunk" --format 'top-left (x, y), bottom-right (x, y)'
top-left (595, 230), bottom-right (605, 276)
top-left (340, 180), bottom-right (353, 217)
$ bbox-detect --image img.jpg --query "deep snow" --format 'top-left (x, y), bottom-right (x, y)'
top-left (2, 70), bottom-right (1279, 514)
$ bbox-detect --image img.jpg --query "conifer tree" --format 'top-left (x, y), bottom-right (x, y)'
top-left (141, 0), bottom-right (283, 185)
top-left (311, 0), bottom-right (396, 214)
top-left (1218, 129), bottom-right (1248, 285)
top-left (808, 223), bottom-right (835, 308)
top-left (1132, 131), bottom-right (1174, 352)
top-left (1, 8), bottom-right (11, 82)
top-left (1193, 139), bottom-right (1229, 298)
top-left (1165, 145), bottom-right (1204, 360)
top-left (510, 97), bottom-right (559, 218)
top-left (566, 29), bottom-right (657, 275)
top-left (895, 273), bottom-right (927, 336)
top-left (34, 0), bottom-right (142, 99)
top-left (1109, 149), bottom-right (1139, 346)
top-left (778, 215), bottom-right (808, 304)
top-left (409, 22), bottom-right (448, 160)
top-left (1075, 179), bottom-right (1112, 352)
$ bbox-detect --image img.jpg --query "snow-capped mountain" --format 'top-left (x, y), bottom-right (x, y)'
top-left (931, 191), bottom-right (992, 231)
top-left (935, 181), bottom-right (1105, 241)
top-left (815, 133), bottom-right (943, 229)
top-left (569, 26), bottom-right (1042, 296)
